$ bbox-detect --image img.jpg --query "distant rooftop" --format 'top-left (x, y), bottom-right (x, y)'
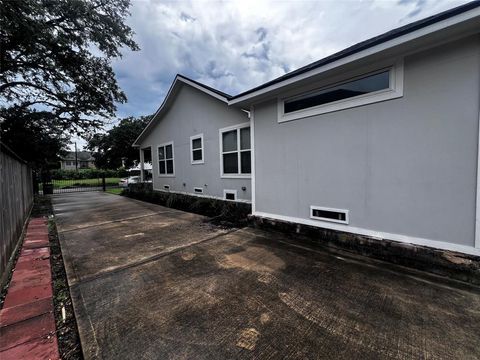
top-left (61, 151), bottom-right (94, 161)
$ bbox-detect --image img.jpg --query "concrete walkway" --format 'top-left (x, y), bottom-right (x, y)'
top-left (53, 192), bottom-right (480, 360)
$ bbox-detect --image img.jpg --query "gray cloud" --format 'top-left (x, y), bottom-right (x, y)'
top-left (180, 12), bottom-right (196, 22)
top-left (111, 0), bottom-right (470, 119)
top-left (256, 27), bottom-right (268, 42)
top-left (398, 0), bottom-right (428, 18)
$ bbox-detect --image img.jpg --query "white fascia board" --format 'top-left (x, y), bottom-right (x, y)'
top-left (177, 77), bottom-right (229, 104)
top-left (133, 76), bottom-right (229, 147)
top-left (228, 8), bottom-right (480, 106)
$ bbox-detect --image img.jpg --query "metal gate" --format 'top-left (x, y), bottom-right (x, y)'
top-left (41, 175), bottom-right (121, 194)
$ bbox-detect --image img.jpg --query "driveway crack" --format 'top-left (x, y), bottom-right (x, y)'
top-left (70, 227), bottom-right (242, 288)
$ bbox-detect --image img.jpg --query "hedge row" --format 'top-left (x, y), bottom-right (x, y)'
top-left (50, 168), bottom-right (129, 180)
top-left (123, 183), bottom-right (251, 226)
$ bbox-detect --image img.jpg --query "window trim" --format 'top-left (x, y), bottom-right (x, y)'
top-left (223, 189), bottom-right (237, 201)
top-left (277, 60), bottom-right (404, 123)
top-left (310, 205), bottom-right (349, 225)
top-left (190, 133), bottom-right (205, 165)
top-left (157, 141), bottom-right (175, 177)
top-left (219, 122), bottom-right (251, 179)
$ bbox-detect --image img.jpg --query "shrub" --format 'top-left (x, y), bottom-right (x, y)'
top-left (124, 183), bottom-right (251, 226)
top-left (50, 168), bottom-right (128, 180)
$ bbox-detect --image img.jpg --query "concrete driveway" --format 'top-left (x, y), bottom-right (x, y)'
top-left (52, 192), bottom-right (480, 360)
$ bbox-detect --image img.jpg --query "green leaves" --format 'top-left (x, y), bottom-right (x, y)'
top-left (87, 115), bottom-right (151, 169)
top-left (0, 0), bottom-right (139, 136)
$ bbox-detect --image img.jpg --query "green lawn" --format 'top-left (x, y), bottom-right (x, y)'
top-left (105, 188), bottom-right (124, 195)
top-left (50, 177), bottom-right (121, 188)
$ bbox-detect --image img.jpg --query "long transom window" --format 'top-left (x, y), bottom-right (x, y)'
top-left (284, 70), bottom-right (390, 114)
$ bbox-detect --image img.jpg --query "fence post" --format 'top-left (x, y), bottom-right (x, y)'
top-left (32, 171), bottom-right (39, 194)
top-left (102, 175), bottom-right (106, 191)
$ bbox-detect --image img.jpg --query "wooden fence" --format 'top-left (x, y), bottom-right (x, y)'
top-left (0, 142), bottom-right (33, 281)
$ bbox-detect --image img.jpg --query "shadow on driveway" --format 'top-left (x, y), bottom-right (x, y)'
top-left (52, 192), bottom-right (480, 360)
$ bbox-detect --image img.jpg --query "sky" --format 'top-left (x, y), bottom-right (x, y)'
top-left (72, 0), bottom-right (470, 150)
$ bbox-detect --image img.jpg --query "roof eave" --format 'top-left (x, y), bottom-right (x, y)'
top-left (229, 4), bottom-right (480, 107)
top-left (132, 75), bottom-right (231, 147)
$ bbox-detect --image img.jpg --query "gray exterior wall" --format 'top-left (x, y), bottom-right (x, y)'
top-left (253, 35), bottom-right (480, 248)
top-left (140, 85), bottom-right (251, 202)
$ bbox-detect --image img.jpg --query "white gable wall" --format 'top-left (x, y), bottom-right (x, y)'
top-left (140, 84), bottom-right (251, 202)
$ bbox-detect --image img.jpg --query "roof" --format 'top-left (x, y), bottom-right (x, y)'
top-left (230, 1), bottom-right (480, 103)
top-left (133, 74), bottom-right (232, 146)
top-left (134, 2), bottom-right (480, 146)
top-left (177, 74), bottom-right (232, 99)
top-left (61, 151), bottom-right (94, 161)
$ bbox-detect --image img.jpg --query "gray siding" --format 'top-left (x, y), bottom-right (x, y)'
top-left (141, 85), bottom-right (251, 201)
top-left (253, 35), bottom-right (480, 247)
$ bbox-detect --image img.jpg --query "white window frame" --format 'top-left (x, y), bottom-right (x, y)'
top-left (310, 205), bottom-right (349, 225)
top-left (194, 187), bottom-right (203, 194)
top-left (223, 189), bottom-right (237, 201)
top-left (219, 122), bottom-right (251, 179)
top-left (190, 133), bottom-right (204, 165)
top-left (277, 59), bottom-right (404, 123)
top-left (157, 141), bottom-right (175, 177)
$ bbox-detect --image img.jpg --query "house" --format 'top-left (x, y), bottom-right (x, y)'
top-left (228, 2), bottom-right (480, 256)
top-left (133, 75), bottom-right (251, 203)
top-left (60, 151), bottom-right (96, 170)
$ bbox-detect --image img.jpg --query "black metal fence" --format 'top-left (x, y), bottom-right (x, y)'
top-left (41, 175), bottom-right (122, 194)
top-left (0, 142), bottom-right (33, 281)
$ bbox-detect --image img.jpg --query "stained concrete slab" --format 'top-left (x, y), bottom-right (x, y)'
top-left (52, 192), bottom-right (480, 360)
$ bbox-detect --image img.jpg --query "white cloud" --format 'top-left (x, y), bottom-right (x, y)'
top-left (112, 0), bottom-right (470, 118)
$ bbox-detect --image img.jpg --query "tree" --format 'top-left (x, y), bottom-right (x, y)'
top-left (0, 107), bottom-right (69, 169)
top-left (0, 0), bottom-right (139, 137)
top-left (87, 115), bottom-right (151, 169)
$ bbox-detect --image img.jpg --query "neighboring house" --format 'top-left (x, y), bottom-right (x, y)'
top-left (133, 75), bottom-right (251, 202)
top-left (228, 2), bottom-right (480, 256)
top-left (60, 151), bottom-right (96, 170)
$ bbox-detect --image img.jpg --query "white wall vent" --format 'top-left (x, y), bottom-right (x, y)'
top-left (223, 190), bottom-right (237, 201)
top-left (194, 187), bottom-right (203, 194)
top-left (310, 206), bottom-right (349, 224)
top-left (164, 185), bottom-right (170, 190)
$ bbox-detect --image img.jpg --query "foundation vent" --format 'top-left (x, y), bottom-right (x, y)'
top-left (194, 187), bottom-right (203, 194)
top-left (224, 190), bottom-right (237, 201)
top-left (310, 206), bottom-right (349, 224)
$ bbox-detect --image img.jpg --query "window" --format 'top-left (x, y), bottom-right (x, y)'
top-left (190, 134), bottom-right (204, 164)
top-left (224, 190), bottom-right (237, 201)
top-left (158, 142), bottom-right (174, 176)
top-left (278, 61), bottom-right (404, 123)
top-left (194, 187), bottom-right (203, 194)
top-left (284, 71), bottom-right (390, 114)
top-left (310, 206), bottom-right (349, 224)
top-left (220, 123), bottom-right (251, 177)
